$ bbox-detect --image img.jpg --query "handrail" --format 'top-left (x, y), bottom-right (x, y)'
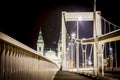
top-left (0, 32), bottom-right (56, 64)
top-left (0, 32), bottom-right (59, 80)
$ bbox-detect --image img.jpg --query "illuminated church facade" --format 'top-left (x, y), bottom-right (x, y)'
top-left (36, 30), bottom-right (62, 68)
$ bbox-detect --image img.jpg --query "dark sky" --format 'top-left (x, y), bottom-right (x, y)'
top-left (0, 0), bottom-right (120, 50)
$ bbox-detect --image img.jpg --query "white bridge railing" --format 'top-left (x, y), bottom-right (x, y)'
top-left (0, 32), bottom-right (59, 80)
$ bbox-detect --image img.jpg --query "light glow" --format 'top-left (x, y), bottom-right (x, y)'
top-left (71, 33), bottom-right (76, 38)
top-left (78, 16), bottom-right (82, 21)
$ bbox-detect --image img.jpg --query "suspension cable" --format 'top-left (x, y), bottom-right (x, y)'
top-left (99, 14), bottom-right (120, 29)
top-left (108, 23), bottom-right (111, 49)
top-left (114, 27), bottom-right (118, 69)
top-left (103, 20), bottom-right (107, 58)
top-left (103, 19), bottom-right (106, 34)
top-left (63, 13), bottom-right (72, 40)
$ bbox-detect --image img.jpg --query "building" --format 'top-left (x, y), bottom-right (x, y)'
top-left (37, 30), bottom-right (62, 68)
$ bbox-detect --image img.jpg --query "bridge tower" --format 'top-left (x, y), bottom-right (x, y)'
top-left (61, 11), bottom-right (103, 76)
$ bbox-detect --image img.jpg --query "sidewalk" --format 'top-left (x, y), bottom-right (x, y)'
top-left (53, 71), bottom-right (93, 80)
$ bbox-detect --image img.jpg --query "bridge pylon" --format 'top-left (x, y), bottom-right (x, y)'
top-left (61, 11), bottom-right (104, 76)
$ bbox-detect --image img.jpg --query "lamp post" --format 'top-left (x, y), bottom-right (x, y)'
top-left (93, 0), bottom-right (98, 76)
top-left (109, 48), bottom-right (113, 70)
top-left (67, 43), bottom-right (72, 68)
top-left (71, 33), bottom-right (76, 68)
top-left (66, 47), bottom-right (69, 60)
top-left (66, 47), bottom-right (69, 68)
top-left (76, 17), bottom-right (81, 70)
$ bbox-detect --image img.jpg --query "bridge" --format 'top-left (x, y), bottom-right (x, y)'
top-left (60, 11), bottom-right (120, 79)
top-left (1, 3), bottom-right (120, 80)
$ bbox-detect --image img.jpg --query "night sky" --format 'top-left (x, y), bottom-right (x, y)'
top-left (0, 0), bottom-right (120, 50)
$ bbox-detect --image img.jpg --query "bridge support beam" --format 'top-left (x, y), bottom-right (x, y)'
top-left (61, 12), bottom-right (67, 70)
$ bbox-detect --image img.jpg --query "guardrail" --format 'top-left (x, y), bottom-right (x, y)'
top-left (0, 32), bottom-right (59, 80)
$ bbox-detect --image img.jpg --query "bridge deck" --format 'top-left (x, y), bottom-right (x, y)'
top-left (53, 71), bottom-right (93, 80)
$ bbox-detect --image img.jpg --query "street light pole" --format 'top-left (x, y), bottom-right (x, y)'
top-left (93, 0), bottom-right (98, 76)
top-left (71, 39), bottom-right (73, 68)
top-left (76, 19), bottom-right (79, 70)
top-left (109, 48), bottom-right (113, 70)
top-left (71, 33), bottom-right (75, 68)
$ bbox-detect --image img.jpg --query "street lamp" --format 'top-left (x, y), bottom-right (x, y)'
top-left (78, 16), bottom-right (82, 21)
top-left (71, 33), bottom-right (76, 39)
top-left (109, 47), bottom-right (113, 70)
top-left (66, 47), bottom-right (69, 52)
top-left (88, 59), bottom-right (92, 66)
top-left (71, 33), bottom-right (76, 68)
top-left (93, 0), bottom-right (98, 76)
top-left (76, 17), bottom-right (81, 70)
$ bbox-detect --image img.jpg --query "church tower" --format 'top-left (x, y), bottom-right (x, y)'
top-left (37, 30), bottom-right (62, 68)
top-left (37, 29), bottom-right (44, 55)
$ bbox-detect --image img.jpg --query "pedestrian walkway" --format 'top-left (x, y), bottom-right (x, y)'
top-left (53, 71), bottom-right (93, 80)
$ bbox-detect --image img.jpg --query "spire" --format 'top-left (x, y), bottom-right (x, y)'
top-left (37, 29), bottom-right (44, 43)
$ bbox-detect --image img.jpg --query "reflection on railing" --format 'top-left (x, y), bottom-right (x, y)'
top-left (0, 32), bottom-right (59, 80)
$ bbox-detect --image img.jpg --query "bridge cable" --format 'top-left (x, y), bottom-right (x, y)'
top-left (114, 27), bottom-right (118, 69)
top-left (108, 22), bottom-right (111, 49)
top-left (100, 13), bottom-right (119, 70)
top-left (63, 13), bottom-right (76, 68)
top-left (63, 13), bottom-right (72, 41)
top-left (99, 15), bottom-right (120, 29)
top-left (103, 19), bottom-right (107, 58)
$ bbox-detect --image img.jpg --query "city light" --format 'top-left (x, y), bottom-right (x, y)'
top-left (67, 48), bottom-right (69, 51)
top-left (78, 16), bottom-right (82, 21)
top-left (71, 33), bottom-right (76, 38)
top-left (88, 60), bottom-right (92, 66)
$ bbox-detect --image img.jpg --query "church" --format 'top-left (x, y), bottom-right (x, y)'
top-left (36, 30), bottom-right (62, 68)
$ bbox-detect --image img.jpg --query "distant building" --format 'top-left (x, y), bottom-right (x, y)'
top-left (37, 30), bottom-right (62, 68)
top-left (37, 30), bottom-right (44, 54)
